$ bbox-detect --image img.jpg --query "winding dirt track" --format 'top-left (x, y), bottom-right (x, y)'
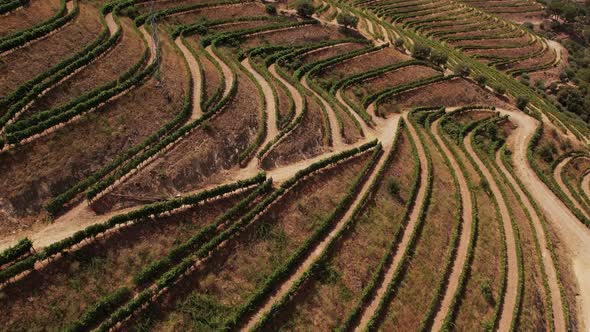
top-left (464, 129), bottom-right (519, 332)
top-left (554, 156), bottom-right (590, 220)
top-left (269, 64), bottom-right (303, 120)
top-left (430, 116), bottom-right (474, 330)
top-left (175, 36), bottom-right (203, 120)
top-left (495, 147), bottom-right (566, 332)
top-left (301, 76), bottom-right (345, 148)
top-left (496, 108), bottom-right (590, 331)
top-left (352, 112), bottom-right (429, 332)
top-left (240, 115), bottom-right (401, 332)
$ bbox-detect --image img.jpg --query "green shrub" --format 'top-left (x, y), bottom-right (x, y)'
top-left (480, 279), bottom-right (494, 304)
top-left (411, 43), bottom-right (431, 60)
top-left (295, 0), bottom-right (315, 17)
top-left (475, 75), bottom-right (487, 86)
top-left (516, 95), bottom-right (529, 110)
top-left (265, 4), bottom-right (276, 15)
top-left (430, 50), bottom-right (448, 67)
top-left (454, 63), bottom-right (470, 77)
top-left (394, 38), bottom-right (405, 49)
top-left (336, 12), bottom-right (359, 29)
top-left (387, 178), bottom-right (400, 198)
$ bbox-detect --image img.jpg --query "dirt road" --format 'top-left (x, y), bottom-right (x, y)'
top-left (175, 37), bottom-right (203, 120)
top-left (498, 108), bottom-right (590, 331)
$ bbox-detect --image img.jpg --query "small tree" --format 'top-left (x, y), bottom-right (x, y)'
top-left (336, 12), bottom-right (358, 29)
top-left (295, 0), bottom-right (315, 18)
top-left (430, 50), bottom-right (448, 67)
top-left (454, 63), bottom-right (470, 77)
top-left (387, 179), bottom-right (400, 199)
top-left (516, 96), bottom-right (529, 110)
top-left (475, 74), bottom-right (487, 86)
top-left (411, 43), bottom-right (431, 60)
top-left (265, 4), bottom-right (277, 15)
top-left (394, 38), bottom-right (405, 49)
top-left (492, 84), bottom-right (506, 95)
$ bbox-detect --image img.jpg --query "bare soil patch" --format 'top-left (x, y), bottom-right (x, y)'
top-left (95, 53), bottom-right (262, 213)
top-left (22, 17), bottom-right (145, 117)
top-left (0, 32), bottom-right (187, 234)
top-left (382, 78), bottom-right (513, 111)
top-left (161, 3), bottom-right (267, 25)
top-left (0, 0), bottom-right (62, 39)
top-left (0, 3), bottom-right (104, 101)
top-left (240, 24), bottom-right (353, 50)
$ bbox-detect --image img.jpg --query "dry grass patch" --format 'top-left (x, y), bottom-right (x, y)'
top-left (96, 50), bottom-right (261, 213)
top-left (0, 192), bottom-right (247, 331)
top-left (240, 24), bottom-right (352, 50)
top-left (128, 152), bottom-right (372, 331)
top-left (261, 95), bottom-right (327, 169)
top-left (265, 127), bottom-right (417, 330)
top-left (161, 3), bottom-right (267, 26)
top-left (377, 123), bottom-right (458, 331)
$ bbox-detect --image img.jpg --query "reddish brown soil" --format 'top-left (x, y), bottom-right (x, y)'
top-left (0, 192), bottom-right (247, 331)
top-left (383, 78), bottom-right (514, 110)
top-left (161, 3), bottom-right (267, 25)
top-left (465, 42), bottom-right (544, 58)
top-left (207, 20), bottom-right (277, 34)
top-left (0, 0), bottom-right (62, 38)
top-left (298, 42), bottom-right (367, 65)
top-left (261, 95), bottom-right (327, 169)
top-left (318, 47), bottom-right (410, 83)
top-left (240, 24), bottom-right (353, 50)
top-left (0, 33), bottom-right (187, 231)
top-left (344, 65), bottom-right (440, 107)
top-left (22, 18), bottom-right (145, 117)
top-left (504, 47), bottom-right (556, 71)
top-left (95, 58), bottom-right (262, 213)
top-left (0, 3), bottom-right (104, 101)
top-left (136, 0), bottom-right (215, 13)
top-left (449, 35), bottom-right (533, 48)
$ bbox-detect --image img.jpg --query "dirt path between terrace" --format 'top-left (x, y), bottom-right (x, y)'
top-left (464, 129), bottom-right (519, 332)
top-left (242, 57), bottom-right (278, 152)
top-left (336, 89), bottom-right (373, 134)
top-left (495, 148), bottom-right (567, 332)
top-left (353, 112), bottom-right (430, 331)
top-left (175, 37), bottom-right (203, 120)
top-left (497, 108), bottom-right (590, 331)
top-left (269, 64), bottom-right (303, 120)
top-left (582, 173), bottom-right (590, 205)
top-left (240, 115), bottom-right (401, 332)
top-left (430, 117), bottom-right (474, 330)
top-left (205, 45), bottom-right (233, 99)
top-left (302, 76), bottom-right (345, 148)
top-left (554, 156), bottom-right (590, 221)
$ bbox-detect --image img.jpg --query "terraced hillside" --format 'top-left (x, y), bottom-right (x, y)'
top-left (0, 0), bottom-right (589, 331)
